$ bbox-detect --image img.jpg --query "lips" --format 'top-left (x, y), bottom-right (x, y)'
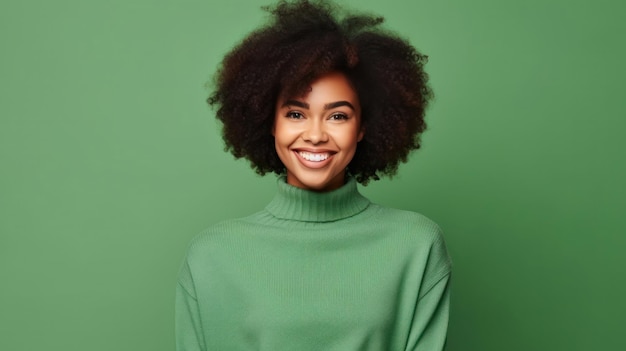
top-left (292, 149), bottom-right (336, 168)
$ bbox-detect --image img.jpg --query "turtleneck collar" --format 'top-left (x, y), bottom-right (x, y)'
top-left (265, 176), bottom-right (370, 222)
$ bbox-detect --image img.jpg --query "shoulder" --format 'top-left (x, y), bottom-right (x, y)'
top-left (183, 211), bottom-right (266, 255)
top-left (366, 203), bottom-right (445, 244)
top-left (179, 212), bottom-right (274, 282)
top-left (365, 204), bottom-right (451, 275)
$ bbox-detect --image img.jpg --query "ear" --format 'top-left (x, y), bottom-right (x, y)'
top-left (357, 126), bottom-right (365, 142)
top-left (271, 123), bottom-right (276, 137)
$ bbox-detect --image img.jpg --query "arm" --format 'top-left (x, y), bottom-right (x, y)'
top-left (405, 228), bottom-right (452, 351)
top-left (175, 259), bottom-right (206, 351)
top-left (405, 273), bottom-right (451, 351)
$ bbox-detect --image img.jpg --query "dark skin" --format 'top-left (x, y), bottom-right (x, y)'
top-left (273, 71), bottom-right (364, 192)
top-left (209, 0), bottom-right (433, 185)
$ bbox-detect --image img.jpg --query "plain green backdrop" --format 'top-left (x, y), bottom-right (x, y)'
top-left (1, 0), bottom-right (624, 350)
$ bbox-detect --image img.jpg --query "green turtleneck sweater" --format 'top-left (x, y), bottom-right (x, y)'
top-left (176, 178), bottom-right (451, 351)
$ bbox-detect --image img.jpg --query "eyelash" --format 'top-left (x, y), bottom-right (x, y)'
top-left (285, 112), bottom-right (349, 120)
top-left (286, 111), bottom-right (304, 119)
top-left (329, 113), bottom-right (348, 121)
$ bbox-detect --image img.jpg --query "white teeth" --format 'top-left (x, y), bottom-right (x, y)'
top-left (298, 151), bottom-right (330, 162)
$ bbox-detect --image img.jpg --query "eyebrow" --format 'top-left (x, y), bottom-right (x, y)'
top-left (282, 100), bottom-right (356, 111)
top-left (282, 100), bottom-right (309, 109)
top-left (324, 101), bottom-right (355, 111)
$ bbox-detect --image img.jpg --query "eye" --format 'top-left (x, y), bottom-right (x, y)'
top-left (286, 111), bottom-right (304, 119)
top-left (329, 113), bottom-right (348, 121)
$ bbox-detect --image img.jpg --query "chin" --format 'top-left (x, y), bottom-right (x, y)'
top-left (289, 171), bottom-right (344, 192)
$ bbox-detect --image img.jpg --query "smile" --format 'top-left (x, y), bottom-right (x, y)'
top-left (298, 151), bottom-right (331, 162)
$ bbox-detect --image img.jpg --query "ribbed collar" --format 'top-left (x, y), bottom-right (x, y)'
top-left (265, 176), bottom-right (370, 222)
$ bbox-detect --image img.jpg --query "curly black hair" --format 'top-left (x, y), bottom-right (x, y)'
top-left (208, 0), bottom-right (433, 184)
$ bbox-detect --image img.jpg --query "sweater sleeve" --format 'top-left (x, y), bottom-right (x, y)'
top-left (175, 258), bottom-right (206, 351)
top-left (405, 273), bottom-right (451, 351)
top-left (405, 233), bottom-right (452, 351)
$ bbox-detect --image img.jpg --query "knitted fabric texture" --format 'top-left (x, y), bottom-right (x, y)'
top-left (176, 177), bottom-right (451, 351)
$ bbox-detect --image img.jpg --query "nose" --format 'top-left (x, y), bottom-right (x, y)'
top-left (302, 119), bottom-right (328, 144)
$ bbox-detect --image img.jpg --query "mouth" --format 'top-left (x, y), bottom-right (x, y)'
top-left (297, 151), bottom-right (331, 162)
top-left (292, 149), bottom-right (336, 168)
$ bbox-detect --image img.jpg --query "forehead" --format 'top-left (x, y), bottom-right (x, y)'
top-left (277, 71), bottom-right (359, 106)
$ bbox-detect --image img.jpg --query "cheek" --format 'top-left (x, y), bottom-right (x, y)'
top-left (274, 118), bottom-right (301, 142)
top-left (272, 118), bottom-right (283, 143)
top-left (338, 129), bottom-right (362, 150)
top-left (272, 120), bottom-right (292, 150)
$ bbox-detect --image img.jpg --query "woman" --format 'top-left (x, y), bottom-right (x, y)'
top-left (176, 1), bottom-right (451, 350)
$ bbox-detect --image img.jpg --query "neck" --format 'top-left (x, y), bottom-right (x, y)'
top-left (265, 176), bottom-right (370, 222)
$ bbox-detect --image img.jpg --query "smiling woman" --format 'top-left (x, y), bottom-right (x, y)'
top-left (273, 71), bottom-right (364, 192)
top-left (176, 1), bottom-right (451, 350)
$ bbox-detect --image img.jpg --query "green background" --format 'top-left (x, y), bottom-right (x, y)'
top-left (1, 0), bottom-right (624, 350)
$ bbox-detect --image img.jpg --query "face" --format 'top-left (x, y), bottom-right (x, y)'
top-left (273, 71), bottom-right (364, 192)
